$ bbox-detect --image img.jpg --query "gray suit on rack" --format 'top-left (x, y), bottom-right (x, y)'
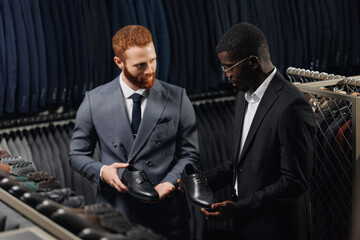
top-left (69, 76), bottom-right (199, 233)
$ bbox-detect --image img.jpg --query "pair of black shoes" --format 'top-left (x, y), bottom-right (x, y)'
top-left (121, 165), bottom-right (159, 202)
top-left (180, 164), bottom-right (216, 210)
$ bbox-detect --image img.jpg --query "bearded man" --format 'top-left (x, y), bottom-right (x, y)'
top-left (69, 25), bottom-right (199, 240)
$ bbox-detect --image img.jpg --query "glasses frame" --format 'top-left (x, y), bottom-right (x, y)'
top-left (221, 56), bottom-right (260, 73)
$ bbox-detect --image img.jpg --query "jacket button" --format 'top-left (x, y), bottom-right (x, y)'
top-left (239, 169), bottom-right (243, 172)
top-left (112, 142), bottom-right (117, 148)
top-left (155, 139), bottom-right (163, 145)
top-left (146, 160), bottom-right (152, 166)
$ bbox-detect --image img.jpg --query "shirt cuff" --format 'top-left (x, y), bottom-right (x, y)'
top-left (100, 165), bottom-right (105, 181)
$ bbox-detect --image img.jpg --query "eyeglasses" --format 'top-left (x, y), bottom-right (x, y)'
top-left (221, 57), bottom-right (250, 73)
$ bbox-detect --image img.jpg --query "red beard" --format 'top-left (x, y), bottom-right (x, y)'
top-left (123, 67), bottom-right (156, 89)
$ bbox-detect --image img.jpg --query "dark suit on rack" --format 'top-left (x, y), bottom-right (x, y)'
top-left (205, 72), bottom-right (315, 240)
top-left (39, 0), bottom-right (58, 104)
top-left (19, 0), bottom-right (39, 113)
top-left (29, 0), bottom-right (47, 107)
top-left (0, 9), bottom-right (5, 115)
top-left (69, 76), bottom-right (199, 237)
top-left (9, 0), bottom-right (30, 113)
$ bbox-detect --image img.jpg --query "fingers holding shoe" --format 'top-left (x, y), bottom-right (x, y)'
top-left (201, 200), bottom-right (236, 220)
top-left (102, 163), bottom-right (129, 193)
top-left (154, 182), bottom-right (175, 200)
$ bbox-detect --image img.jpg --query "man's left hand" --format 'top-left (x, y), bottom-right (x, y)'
top-left (201, 201), bottom-right (236, 220)
top-left (155, 182), bottom-right (175, 199)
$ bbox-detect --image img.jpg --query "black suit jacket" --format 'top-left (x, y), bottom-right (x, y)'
top-left (206, 71), bottom-right (315, 240)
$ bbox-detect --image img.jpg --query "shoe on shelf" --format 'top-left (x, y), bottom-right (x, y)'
top-left (10, 162), bottom-right (35, 177)
top-left (36, 178), bottom-right (62, 190)
top-left (0, 148), bottom-right (11, 158)
top-left (78, 228), bottom-right (128, 240)
top-left (0, 156), bottom-right (25, 165)
top-left (27, 171), bottom-right (55, 182)
top-left (51, 208), bottom-right (107, 235)
top-left (121, 165), bottom-right (159, 202)
top-left (20, 192), bottom-right (47, 208)
top-left (180, 163), bottom-right (216, 210)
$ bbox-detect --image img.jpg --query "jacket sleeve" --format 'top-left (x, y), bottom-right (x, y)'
top-left (68, 92), bottom-right (104, 187)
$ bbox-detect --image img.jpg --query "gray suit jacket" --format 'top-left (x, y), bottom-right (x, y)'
top-left (69, 77), bottom-right (199, 229)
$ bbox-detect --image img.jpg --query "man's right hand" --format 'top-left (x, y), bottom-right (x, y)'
top-left (102, 163), bottom-right (129, 193)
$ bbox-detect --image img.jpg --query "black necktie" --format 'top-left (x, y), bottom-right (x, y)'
top-left (131, 93), bottom-right (143, 135)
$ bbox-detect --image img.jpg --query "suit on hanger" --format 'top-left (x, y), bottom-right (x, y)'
top-left (69, 76), bottom-right (199, 235)
top-left (0, 10), bottom-right (6, 116)
top-left (38, 0), bottom-right (58, 104)
top-left (29, 0), bottom-right (47, 107)
top-left (1, 0), bottom-right (17, 114)
top-left (9, 0), bottom-right (30, 113)
top-left (19, 0), bottom-right (39, 113)
top-left (206, 71), bottom-right (315, 240)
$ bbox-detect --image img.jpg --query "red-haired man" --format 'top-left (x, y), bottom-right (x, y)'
top-left (70, 25), bottom-right (199, 239)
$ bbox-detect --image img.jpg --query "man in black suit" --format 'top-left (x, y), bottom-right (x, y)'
top-left (201, 22), bottom-right (315, 240)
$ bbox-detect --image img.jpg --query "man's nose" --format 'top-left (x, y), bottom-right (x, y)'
top-left (145, 62), bottom-right (155, 74)
top-left (225, 71), bottom-right (232, 78)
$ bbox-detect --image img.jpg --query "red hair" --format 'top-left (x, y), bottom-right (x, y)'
top-left (112, 25), bottom-right (153, 59)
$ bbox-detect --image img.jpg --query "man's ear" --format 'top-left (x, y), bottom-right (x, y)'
top-left (249, 56), bottom-right (260, 69)
top-left (114, 56), bottom-right (124, 69)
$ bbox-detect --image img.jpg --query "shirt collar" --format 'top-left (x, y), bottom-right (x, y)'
top-left (245, 67), bottom-right (277, 103)
top-left (119, 73), bottom-right (148, 99)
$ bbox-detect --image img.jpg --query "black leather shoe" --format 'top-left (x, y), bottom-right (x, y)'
top-left (180, 164), bottom-right (216, 209)
top-left (36, 199), bottom-right (65, 217)
top-left (121, 165), bottom-right (159, 202)
top-left (8, 185), bottom-right (29, 198)
top-left (78, 228), bottom-right (128, 240)
top-left (51, 208), bottom-right (106, 235)
top-left (20, 192), bottom-right (46, 208)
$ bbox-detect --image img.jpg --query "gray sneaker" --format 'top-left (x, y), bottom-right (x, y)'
top-left (1, 156), bottom-right (25, 165)
top-left (10, 162), bottom-right (35, 177)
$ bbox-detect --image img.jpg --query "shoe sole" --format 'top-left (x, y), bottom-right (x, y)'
top-left (122, 181), bottom-right (158, 202)
top-left (179, 179), bottom-right (213, 210)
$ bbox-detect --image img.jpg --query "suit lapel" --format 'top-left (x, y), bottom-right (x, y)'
top-left (128, 80), bottom-right (169, 162)
top-left (237, 73), bottom-right (283, 165)
top-left (234, 91), bottom-right (247, 162)
top-left (105, 78), bottom-right (134, 156)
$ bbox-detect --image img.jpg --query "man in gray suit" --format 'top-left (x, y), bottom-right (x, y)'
top-left (69, 25), bottom-right (199, 240)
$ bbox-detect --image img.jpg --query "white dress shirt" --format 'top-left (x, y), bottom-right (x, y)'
top-left (235, 68), bottom-right (277, 195)
top-left (119, 73), bottom-right (148, 122)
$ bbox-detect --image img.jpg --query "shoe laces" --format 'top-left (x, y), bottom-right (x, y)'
top-left (12, 162), bottom-right (32, 168)
top-left (134, 171), bottom-right (146, 184)
top-left (194, 174), bottom-right (207, 186)
top-left (1, 156), bottom-right (21, 161)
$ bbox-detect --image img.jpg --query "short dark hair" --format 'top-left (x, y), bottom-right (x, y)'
top-left (216, 22), bottom-right (269, 61)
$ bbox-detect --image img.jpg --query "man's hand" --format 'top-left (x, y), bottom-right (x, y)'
top-left (201, 201), bottom-right (236, 220)
top-left (102, 163), bottom-right (129, 192)
top-left (155, 182), bottom-right (175, 200)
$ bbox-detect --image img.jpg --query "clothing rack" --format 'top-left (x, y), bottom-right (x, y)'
top-left (290, 68), bottom-right (360, 240)
top-left (0, 107), bottom-right (76, 132)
